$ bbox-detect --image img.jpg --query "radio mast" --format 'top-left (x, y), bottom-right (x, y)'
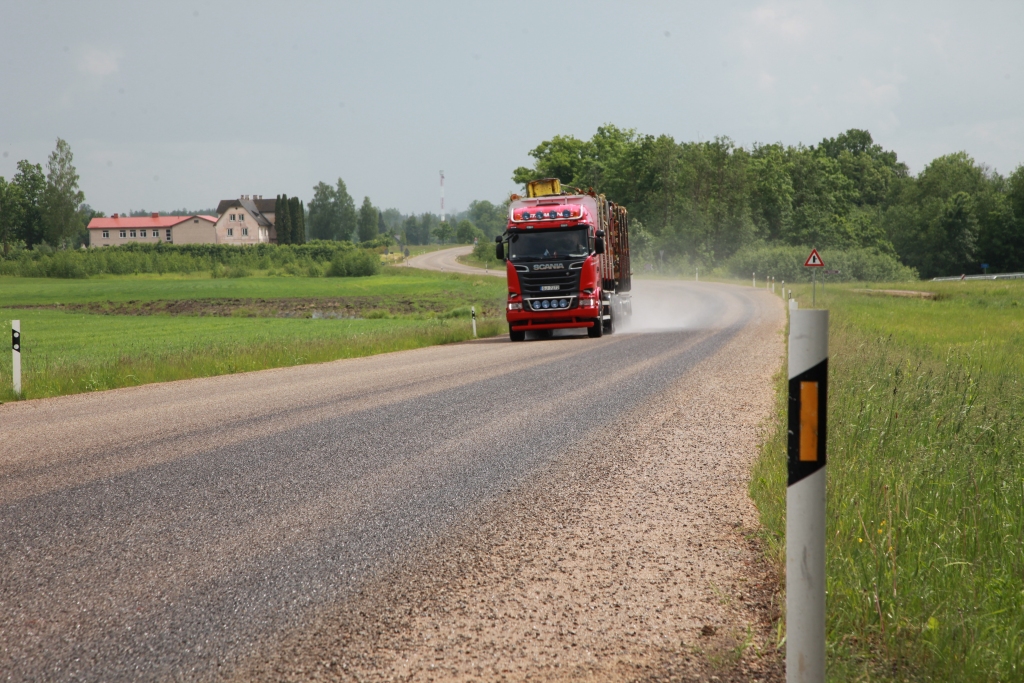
top-left (439, 170), bottom-right (445, 222)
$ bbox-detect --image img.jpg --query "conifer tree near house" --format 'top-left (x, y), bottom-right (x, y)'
top-left (274, 195), bottom-right (283, 244)
top-left (289, 196), bottom-right (303, 244)
top-left (276, 194), bottom-right (292, 245)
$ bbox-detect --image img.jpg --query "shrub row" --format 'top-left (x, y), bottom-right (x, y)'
top-left (0, 241), bottom-right (382, 278)
top-left (725, 245), bottom-right (918, 282)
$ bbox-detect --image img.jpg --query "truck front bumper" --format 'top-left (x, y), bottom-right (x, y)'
top-left (509, 319), bottom-right (596, 331)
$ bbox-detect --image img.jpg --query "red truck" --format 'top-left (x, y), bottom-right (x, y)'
top-left (497, 178), bottom-right (631, 341)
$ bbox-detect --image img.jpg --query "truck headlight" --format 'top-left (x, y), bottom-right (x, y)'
top-left (508, 302), bottom-right (523, 310)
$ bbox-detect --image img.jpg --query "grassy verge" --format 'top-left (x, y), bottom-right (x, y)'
top-left (0, 268), bottom-right (506, 402)
top-left (750, 280), bottom-right (1024, 680)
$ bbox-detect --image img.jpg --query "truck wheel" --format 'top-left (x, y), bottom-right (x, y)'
top-left (587, 319), bottom-right (603, 338)
top-left (509, 325), bottom-right (526, 342)
top-left (603, 307), bottom-right (615, 334)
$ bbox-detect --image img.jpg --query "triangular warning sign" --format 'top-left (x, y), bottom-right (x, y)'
top-left (804, 248), bottom-right (824, 267)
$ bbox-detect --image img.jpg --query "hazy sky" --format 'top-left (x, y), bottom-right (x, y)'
top-left (2, 1), bottom-right (1022, 216)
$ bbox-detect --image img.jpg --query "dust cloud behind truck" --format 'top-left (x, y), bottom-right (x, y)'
top-left (497, 178), bottom-right (631, 341)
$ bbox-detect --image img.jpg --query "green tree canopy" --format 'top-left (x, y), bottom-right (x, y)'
top-left (41, 138), bottom-right (85, 248)
top-left (455, 219), bottom-right (484, 244)
top-left (288, 196), bottom-right (304, 244)
top-left (357, 196), bottom-right (378, 243)
top-left (431, 221), bottom-right (455, 244)
top-left (0, 177), bottom-right (26, 256)
top-left (276, 195), bottom-right (292, 244)
top-left (12, 160), bottom-right (44, 248)
top-left (307, 178), bottom-right (356, 241)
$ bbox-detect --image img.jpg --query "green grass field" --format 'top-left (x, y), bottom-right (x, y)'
top-left (750, 279), bottom-right (1024, 681)
top-left (0, 267), bottom-right (506, 402)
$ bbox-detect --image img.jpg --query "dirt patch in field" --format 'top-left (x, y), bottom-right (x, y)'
top-left (16, 297), bottom-right (503, 320)
top-left (851, 289), bottom-right (937, 299)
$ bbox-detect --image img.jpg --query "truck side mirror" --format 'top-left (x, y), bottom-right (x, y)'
top-left (495, 235), bottom-right (502, 243)
top-left (595, 237), bottom-right (605, 254)
top-left (495, 242), bottom-right (505, 261)
top-left (596, 230), bottom-right (605, 238)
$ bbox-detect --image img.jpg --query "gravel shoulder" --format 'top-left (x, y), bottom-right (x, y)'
top-left (240, 284), bottom-right (787, 682)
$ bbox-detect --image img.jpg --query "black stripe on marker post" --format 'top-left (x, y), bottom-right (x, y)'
top-left (787, 358), bottom-right (828, 486)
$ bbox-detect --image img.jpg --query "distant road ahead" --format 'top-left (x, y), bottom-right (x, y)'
top-left (405, 245), bottom-right (503, 276)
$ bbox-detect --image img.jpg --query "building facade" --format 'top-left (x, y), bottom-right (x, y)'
top-left (88, 214), bottom-right (217, 247)
top-left (214, 196), bottom-right (277, 245)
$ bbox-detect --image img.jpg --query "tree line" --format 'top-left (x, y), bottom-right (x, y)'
top-left (307, 175), bottom-right (508, 247)
top-left (0, 138), bottom-right (89, 255)
top-left (512, 126), bottom-right (1024, 278)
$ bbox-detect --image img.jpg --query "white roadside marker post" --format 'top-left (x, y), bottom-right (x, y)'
top-left (787, 308), bottom-right (828, 683)
top-left (12, 320), bottom-right (21, 395)
top-left (753, 272), bottom-right (756, 288)
top-left (471, 306), bottom-right (477, 338)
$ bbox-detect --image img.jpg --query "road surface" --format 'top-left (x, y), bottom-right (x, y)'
top-left (405, 245), bottom-right (504, 276)
top-left (0, 279), bottom-right (785, 682)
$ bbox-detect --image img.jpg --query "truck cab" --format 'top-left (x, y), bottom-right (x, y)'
top-left (498, 179), bottom-right (631, 342)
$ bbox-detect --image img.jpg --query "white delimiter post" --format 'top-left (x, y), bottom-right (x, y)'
top-left (12, 319), bottom-right (21, 394)
top-left (471, 306), bottom-right (477, 338)
top-left (787, 309), bottom-right (828, 683)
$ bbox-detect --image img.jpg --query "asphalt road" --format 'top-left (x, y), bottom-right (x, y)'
top-left (0, 279), bottom-right (777, 681)
top-left (405, 245), bottom-right (503, 276)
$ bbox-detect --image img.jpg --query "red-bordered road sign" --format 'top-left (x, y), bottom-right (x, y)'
top-left (804, 249), bottom-right (824, 267)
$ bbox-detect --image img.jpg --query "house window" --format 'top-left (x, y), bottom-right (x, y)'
top-left (120, 230), bottom-right (126, 238)
top-left (102, 230), bottom-right (109, 238)
top-left (238, 214), bottom-right (245, 222)
top-left (227, 228), bottom-right (234, 237)
top-left (140, 230), bottom-right (147, 237)
top-left (242, 227), bottom-right (249, 236)
top-left (130, 229), bottom-right (137, 238)
top-left (166, 229), bottom-right (172, 240)
top-left (230, 213), bottom-right (236, 221)
top-left (193, 219), bottom-right (199, 223)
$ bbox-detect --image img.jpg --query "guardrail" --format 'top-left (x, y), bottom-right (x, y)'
top-left (932, 272), bottom-right (1024, 282)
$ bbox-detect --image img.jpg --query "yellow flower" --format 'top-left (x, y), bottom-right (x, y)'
top-left (858, 538), bottom-right (863, 543)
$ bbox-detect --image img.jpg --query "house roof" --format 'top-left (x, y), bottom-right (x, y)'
top-left (216, 197), bottom-right (277, 215)
top-left (87, 215), bottom-right (216, 229)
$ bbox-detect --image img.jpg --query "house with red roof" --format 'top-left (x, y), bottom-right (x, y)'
top-left (88, 195), bottom-right (286, 246)
top-left (88, 214), bottom-right (218, 247)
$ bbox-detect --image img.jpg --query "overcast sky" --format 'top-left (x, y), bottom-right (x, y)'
top-left (2, 1), bottom-right (1022, 216)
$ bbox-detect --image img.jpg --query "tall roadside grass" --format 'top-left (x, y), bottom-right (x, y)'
top-left (750, 283), bottom-right (1024, 681)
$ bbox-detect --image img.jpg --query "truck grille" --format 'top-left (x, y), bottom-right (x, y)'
top-left (516, 266), bottom-right (581, 297)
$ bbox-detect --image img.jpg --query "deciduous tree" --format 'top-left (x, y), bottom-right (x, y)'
top-left (41, 138), bottom-right (85, 248)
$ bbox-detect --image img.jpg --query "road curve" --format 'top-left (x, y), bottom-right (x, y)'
top-left (0, 281), bottom-right (784, 681)
top-left (405, 245), bottom-right (504, 276)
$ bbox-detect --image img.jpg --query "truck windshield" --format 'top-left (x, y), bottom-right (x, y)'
top-left (508, 228), bottom-right (589, 261)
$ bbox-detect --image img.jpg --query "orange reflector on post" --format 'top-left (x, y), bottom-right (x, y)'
top-left (800, 381), bottom-right (819, 461)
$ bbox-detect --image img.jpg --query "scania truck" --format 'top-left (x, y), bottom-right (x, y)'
top-left (497, 178), bottom-right (631, 341)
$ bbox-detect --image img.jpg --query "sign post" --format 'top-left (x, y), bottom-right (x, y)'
top-left (471, 306), bottom-right (477, 338)
top-left (804, 249), bottom-right (824, 307)
top-left (12, 320), bottom-right (21, 395)
top-left (787, 308), bottom-right (828, 683)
